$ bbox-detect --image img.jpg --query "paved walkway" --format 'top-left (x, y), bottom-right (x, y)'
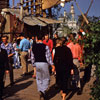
top-left (3, 65), bottom-right (94, 100)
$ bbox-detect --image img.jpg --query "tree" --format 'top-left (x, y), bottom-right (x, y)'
top-left (79, 16), bottom-right (100, 100)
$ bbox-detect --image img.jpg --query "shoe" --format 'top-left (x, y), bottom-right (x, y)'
top-left (21, 74), bottom-right (25, 77)
top-left (39, 91), bottom-right (45, 100)
top-left (77, 88), bottom-right (82, 95)
top-left (54, 84), bottom-right (58, 89)
top-left (10, 82), bottom-right (15, 86)
top-left (21, 73), bottom-right (28, 77)
top-left (32, 75), bottom-right (36, 79)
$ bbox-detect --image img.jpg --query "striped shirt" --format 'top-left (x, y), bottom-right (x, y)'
top-left (1, 43), bottom-right (15, 55)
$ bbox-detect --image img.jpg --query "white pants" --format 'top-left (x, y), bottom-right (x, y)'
top-left (35, 62), bottom-right (50, 93)
top-left (13, 51), bottom-right (20, 68)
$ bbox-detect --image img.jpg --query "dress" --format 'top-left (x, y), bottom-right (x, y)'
top-left (53, 45), bottom-right (73, 93)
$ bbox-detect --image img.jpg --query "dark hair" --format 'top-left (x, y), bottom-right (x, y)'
top-left (37, 34), bottom-right (43, 40)
top-left (61, 37), bottom-right (67, 45)
top-left (19, 33), bottom-right (25, 37)
top-left (44, 34), bottom-right (49, 36)
top-left (55, 33), bottom-right (58, 36)
top-left (78, 32), bottom-right (82, 36)
top-left (2, 36), bottom-right (9, 40)
top-left (73, 33), bottom-right (76, 38)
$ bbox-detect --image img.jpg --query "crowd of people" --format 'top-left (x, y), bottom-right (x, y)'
top-left (0, 31), bottom-right (89, 100)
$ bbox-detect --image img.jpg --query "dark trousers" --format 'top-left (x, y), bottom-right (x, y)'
top-left (8, 58), bottom-right (14, 84)
top-left (56, 70), bottom-right (69, 93)
top-left (0, 68), bottom-right (5, 99)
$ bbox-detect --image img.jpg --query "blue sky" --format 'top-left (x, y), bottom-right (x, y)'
top-left (60, 0), bottom-right (100, 17)
top-left (9, 0), bottom-right (100, 17)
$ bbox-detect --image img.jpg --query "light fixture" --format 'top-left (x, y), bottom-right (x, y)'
top-left (1, 11), bottom-right (4, 15)
top-left (60, 2), bottom-right (65, 7)
top-left (60, 0), bottom-right (65, 7)
top-left (61, 0), bottom-right (65, 1)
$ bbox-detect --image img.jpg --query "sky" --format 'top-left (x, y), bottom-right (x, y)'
top-left (9, 0), bottom-right (100, 17)
top-left (60, 0), bottom-right (100, 17)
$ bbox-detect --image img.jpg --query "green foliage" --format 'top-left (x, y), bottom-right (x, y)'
top-left (81, 16), bottom-right (100, 100)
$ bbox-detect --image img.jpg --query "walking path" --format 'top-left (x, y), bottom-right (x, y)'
top-left (3, 65), bottom-right (94, 100)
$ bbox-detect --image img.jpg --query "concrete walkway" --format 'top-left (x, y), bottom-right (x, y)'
top-left (3, 66), bottom-right (94, 100)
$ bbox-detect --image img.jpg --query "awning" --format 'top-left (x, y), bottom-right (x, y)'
top-left (42, 0), bottom-right (71, 10)
top-left (2, 8), bottom-right (61, 26)
top-left (23, 16), bottom-right (47, 26)
top-left (38, 17), bottom-right (62, 24)
top-left (2, 8), bottom-right (29, 18)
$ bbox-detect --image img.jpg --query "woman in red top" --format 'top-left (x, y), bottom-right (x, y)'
top-left (43, 34), bottom-right (53, 53)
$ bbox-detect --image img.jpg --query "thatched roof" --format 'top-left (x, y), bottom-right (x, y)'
top-left (42, 0), bottom-right (71, 9)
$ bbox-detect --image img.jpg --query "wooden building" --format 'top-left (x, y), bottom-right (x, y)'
top-left (0, 0), bottom-right (70, 41)
top-left (0, 0), bottom-right (9, 12)
top-left (0, 0), bottom-right (9, 35)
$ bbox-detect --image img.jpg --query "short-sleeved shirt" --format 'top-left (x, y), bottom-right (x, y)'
top-left (19, 38), bottom-right (30, 52)
top-left (1, 43), bottom-right (15, 55)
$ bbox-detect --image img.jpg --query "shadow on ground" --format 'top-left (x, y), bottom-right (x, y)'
top-left (4, 74), bottom-right (33, 99)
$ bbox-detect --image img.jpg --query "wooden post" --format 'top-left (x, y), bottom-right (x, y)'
top-left (74, 0), bottom-right (89, 24)
top-left (26, 0), bottom-right (29, 13)
top-left (48, 8), bottom-right (52, 18)
top-left (35, 0), bottom-right (40, 16)
top-left (20, 0), bottom-right (23, 20)
top-left (39, 0), bottom-right (42, 15)
top-left (31, 0), bottom-right (34, 14)
top-left (12, 0), bottom-right (14, 8)
top-left (43, 10), bottom-right (46, 17)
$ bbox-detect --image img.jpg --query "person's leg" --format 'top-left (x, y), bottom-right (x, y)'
top-left (21, 52), bottom-right (28, 74)
top-left (0, 68), bottom-right (5, 100)
top-left (73, 59), bottom-right (82, 94)
top-left (61, 92), bottom-right (66, 100)
top-left (9, 61), bottom-right (14, 85)
top-left (41, 63), bottom-right (50, 93)
top-left (61, 73), bottom-right (68, 100)
top-left (36, 63), bottom-right (50, 93)
top-left (35, 63), bottom-right (43, 92)
top-left (13, 53), bottom-right (17, 68)
top-left (32, 67), bottom-right (36, 78)
top-left (73, 59), bottom-right (81, 88)
top-left (35, 63), bottom-right (50, 100)
top-left (16, 52), bottom-right (20, 68)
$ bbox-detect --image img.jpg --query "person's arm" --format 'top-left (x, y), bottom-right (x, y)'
top-left (31, 50), bottom-right (35, 67)
top-left (45, 46), bottom-right (55, 72)
top-left (52, 49), bottom-right (55, 61)
top-left (8, 44), bottom-right (15, 57)
top-left (78, 45), bottom-right (83, 67)
top-left (50, 40), bottom-right (53, 52)
top-left (19, 40), bottom-right (23, 51)
top-left (67, 47), bottom-right (74, 75)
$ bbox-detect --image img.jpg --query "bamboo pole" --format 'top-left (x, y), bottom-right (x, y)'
top-left (12, 0), bottom-right (14, 8)
top-left (20, 0), bottom-right (23, 20)
top-left (31, 0), bottom-right (34, 14)
top-left (81, 0), bottom-right (93, 26)
top-left (26, 0), bottom-right (29, 12)
top-left (74, 0), bottom-right (89, 24)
